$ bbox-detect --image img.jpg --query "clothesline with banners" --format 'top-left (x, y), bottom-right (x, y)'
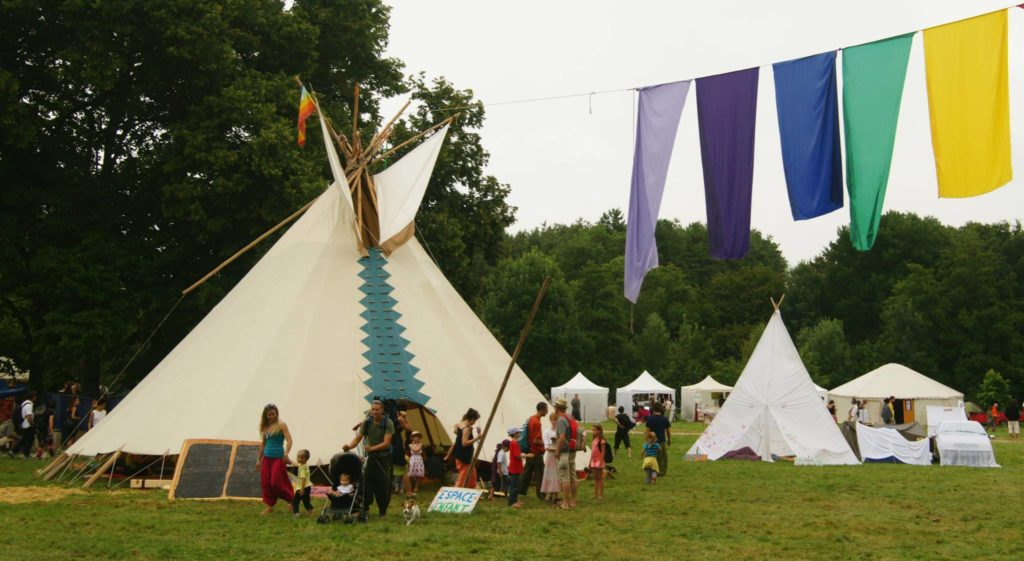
top-left (624, 7), bottom-right (1018, 303)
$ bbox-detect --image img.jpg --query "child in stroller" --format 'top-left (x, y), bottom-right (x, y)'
top-left (317, 452), bottom-right (364, 524)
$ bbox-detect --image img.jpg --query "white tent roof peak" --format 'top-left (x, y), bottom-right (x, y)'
top-left (553, 372), bottom-right (608, 392)
top-left (682, 375), bottom-right (733, 392)
top-left (620, 370), bottom-right (674, 393)
top-left (829, 363), bottom-right (962, 400)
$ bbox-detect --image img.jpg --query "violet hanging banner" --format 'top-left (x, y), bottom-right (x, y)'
top-left (696, 68), bottom-right (759, 260)
top-left (624, 80), bottom-right (691, 302)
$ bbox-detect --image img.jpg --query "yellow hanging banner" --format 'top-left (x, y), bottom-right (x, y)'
top-left (923, 10), bottom-right (1012, 198)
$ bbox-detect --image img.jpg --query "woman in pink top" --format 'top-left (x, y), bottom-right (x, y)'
top-left (589, 424), bottom-right (607, 499)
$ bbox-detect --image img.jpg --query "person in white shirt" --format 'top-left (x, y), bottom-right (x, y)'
top-left (89, 398), bottom-right (108, 429)
top-left (848, 400), bottom-right (860, 423)
top-left (858, 400), bottom-right (870, 424)
top-left (9, 391), bottom-right (36, 458)
top-left (666, 398), bottom-right (675, 422)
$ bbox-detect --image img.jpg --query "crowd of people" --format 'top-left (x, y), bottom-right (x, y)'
top-left (2, 382), bottom-right (110, 459)
top-left (252, 394), bottom-right (673, 521)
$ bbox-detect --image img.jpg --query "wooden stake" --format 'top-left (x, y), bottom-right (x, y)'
top-left (54, 453), bottom-right (79, 481)
top-left (181, 197), bottom-right (317, 295)
top-left (41, 453), bottom-right (72, 481)
top-left (38, 452), bottom-right (67, 477)
top-left (83, 448), bottom-right (122, 488)
top-left (467, 276), bottom-right (552, 479)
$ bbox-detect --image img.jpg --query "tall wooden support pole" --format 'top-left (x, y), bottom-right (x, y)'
top-left (83, 448), bottom-right (122, 488)
top-left (467, 277), bottom-right (552, 480)
top-left (42, 453), bottom-right (72, 481)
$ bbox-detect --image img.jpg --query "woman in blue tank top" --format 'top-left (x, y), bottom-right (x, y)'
top-left (256, 404), bottom-right (294, 514)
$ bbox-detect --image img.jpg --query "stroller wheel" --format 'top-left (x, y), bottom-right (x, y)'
top-left (317, 513), bottom-right (329, 524)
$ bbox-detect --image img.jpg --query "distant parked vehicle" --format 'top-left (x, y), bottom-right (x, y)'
top-left (934, 421), bottom-right (999, 467)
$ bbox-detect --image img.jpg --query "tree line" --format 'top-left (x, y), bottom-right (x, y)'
top-left (2, 1), bottom-right (1020, 407)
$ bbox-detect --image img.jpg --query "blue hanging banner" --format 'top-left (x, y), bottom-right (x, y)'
top-left (773, 52), bottom-right (844, 221)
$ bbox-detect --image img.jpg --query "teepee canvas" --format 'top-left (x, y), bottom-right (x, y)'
top-left (686, 310), bottom-right (858, 464)
top-left (66, 100), bottom-right (547, 465)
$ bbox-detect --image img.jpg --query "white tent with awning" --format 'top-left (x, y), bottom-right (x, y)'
top-left (828, 363), bottom-right (962, 427)
top-left (679, 376), bottom-right (733, 422)
top-left (616, 370), bottom-right (675, 412)
top-left (552, 372), bottom-right (608, 422)
top-left (687, 310), bottom-right (859, 464)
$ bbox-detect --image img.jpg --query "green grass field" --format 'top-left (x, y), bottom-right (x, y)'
top-left (3, 422), bottom-right (1022, 561)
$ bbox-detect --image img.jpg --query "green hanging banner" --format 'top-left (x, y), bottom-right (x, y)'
top-left (841, 33), bottom-right (914, 251)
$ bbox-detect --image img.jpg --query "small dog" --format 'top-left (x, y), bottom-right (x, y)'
top-left (402, 498), bottom-right (421, 526)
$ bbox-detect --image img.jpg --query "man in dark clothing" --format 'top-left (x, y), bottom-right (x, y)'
top-left (1005, 399), bottom-right (1020, 440)
top-left (519, 401), bottom-right (548, 499)
top-left (614, 406), bottom-right (634, 458)
top-left (880, 398), bottom-right (893, 425)
top-left (571, 394), bottom-right (581, 421)
top-left (343, 400), bottom-right (394, 519)
top-left (645, 402), bottom-right (671, 475)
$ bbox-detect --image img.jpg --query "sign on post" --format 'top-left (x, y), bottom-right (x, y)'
top-left (427, 486), bottom-right (482, 514)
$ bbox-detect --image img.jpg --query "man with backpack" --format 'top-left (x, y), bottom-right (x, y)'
top-left (554, 397), bottom-right (580, 509)
top-left (9, 390), bottom-right (36, 458)
top-left (518, 401), bottom-right (548, 500)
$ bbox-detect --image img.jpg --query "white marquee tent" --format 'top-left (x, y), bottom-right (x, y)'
top-left (679, 376), bottom-right (733, 422)
top-left (686, 310), bottom-right (859, 464)
top-left (828, 363), bottom-right (962, 427)
top-left (616, 370), bottom-right (675, 411)
top-left (66, 116), bottom-right (547, 464)
top-left (552, 372), bottom-right (608, 422)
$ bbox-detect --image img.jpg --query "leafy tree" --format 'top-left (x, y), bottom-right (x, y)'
top-left (632, 313), bottom-right (672, 383)
top-left (976, 369), bottom-right (1010, 411)
top-left (796, 318), bottom-right (853, 388)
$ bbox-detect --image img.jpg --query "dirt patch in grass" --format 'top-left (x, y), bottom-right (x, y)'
top-left (0, 486), bottom-right (83, 504)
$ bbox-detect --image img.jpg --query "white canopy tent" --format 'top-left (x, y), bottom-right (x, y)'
top-left (925, 405), bottom-right (969, 437)
top-left (616, 370), bottom-right (675, 412)
top-left (686, 310), bottom-right (859, 464)
top-left (66, 115), bottom-right (547, 465)
top-left (828, 364), bottom-right (962, 427)
top-left (679, 376), bottom-right (733, 422)
top-left (551, 372), bottom-right (608, 422)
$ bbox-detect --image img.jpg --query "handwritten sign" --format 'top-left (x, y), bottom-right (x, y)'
top-left (428, 486), bottom-right (482, 514)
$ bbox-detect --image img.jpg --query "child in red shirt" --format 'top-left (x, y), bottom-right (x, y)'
top-left (507, 426), bottom-right (527, 508)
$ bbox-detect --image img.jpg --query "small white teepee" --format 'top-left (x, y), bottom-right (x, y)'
top-left (686, 310), bottom-right (858, 465)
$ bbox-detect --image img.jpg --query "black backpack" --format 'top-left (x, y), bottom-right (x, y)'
top-left (602, 439), bottom-right (613, 464)
top-left (12, 399), bottom-right (24, 426)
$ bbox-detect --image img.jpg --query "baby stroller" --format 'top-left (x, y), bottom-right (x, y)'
top-left (317, 452), bottom-right (364, 524)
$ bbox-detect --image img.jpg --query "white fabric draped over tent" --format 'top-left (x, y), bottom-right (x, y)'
top-left (855, 423), bottom-right (931, 465)
top-left (686, 311), bottom-right (859, 465)
top-left (615, 370), bottom-right (675, 411)
top-left (552, 372), bottom-right (608, 422)
top-left (925, 405), bottom-right (968, 437)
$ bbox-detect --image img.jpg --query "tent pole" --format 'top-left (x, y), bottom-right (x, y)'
top-left (84, 448), bottom-right (122, 488)
top-left (182, 198), bottom-right (317, 296)
top-left (467, 276), bottom-right (551, 482)
top-left (158, 450), bottom-right (168, 482)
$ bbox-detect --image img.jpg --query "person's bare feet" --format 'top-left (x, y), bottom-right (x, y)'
top-left (261, 506), bottom-right (273, 515)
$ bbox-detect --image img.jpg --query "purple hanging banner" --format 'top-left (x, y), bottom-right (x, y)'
top-left (696, 68), bottom-right (759, 259)
top-left (624, 81), bottom-right (691, 302)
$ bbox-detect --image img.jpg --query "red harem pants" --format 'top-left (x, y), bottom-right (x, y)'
top-left (260, 456), bottom-right (294, 506)
top-left (455, 459), bottom-right (477, 488)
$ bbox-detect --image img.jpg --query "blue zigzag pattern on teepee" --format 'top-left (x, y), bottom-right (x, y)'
top-left (358, 248), bottom-right (429, 405)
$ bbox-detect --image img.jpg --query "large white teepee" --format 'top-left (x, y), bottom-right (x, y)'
top-left (686, 310), bottom-right (858, 464)
top-left (67, 115), bottom-right (546, 464)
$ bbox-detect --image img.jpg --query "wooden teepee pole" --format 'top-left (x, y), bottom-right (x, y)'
top-left (467, 276), bottom-right (552, 481)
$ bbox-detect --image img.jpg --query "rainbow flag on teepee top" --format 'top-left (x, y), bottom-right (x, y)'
top-left (297, 86), bottom-right (316, 146)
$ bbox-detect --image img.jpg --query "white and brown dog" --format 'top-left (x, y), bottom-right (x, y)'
top-left (402, 498), bottom-right (421, 526)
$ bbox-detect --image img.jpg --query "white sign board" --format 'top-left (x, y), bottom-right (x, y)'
top-left (428, 487), bottom-right (482, 514)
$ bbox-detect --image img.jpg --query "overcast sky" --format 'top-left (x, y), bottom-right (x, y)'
top-left (380, 1), bottom-right (1024, 265)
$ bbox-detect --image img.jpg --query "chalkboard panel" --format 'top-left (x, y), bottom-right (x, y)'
top-left (224, 444), bottom-right (262, 498)
top-left (171, 443), bottom-right (232, 499)
top-left (169, 439), bottom-right (262, 500)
